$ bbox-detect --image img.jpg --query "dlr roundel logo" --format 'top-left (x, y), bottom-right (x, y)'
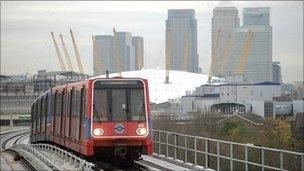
top-left (114, 123), bottom-right (125, 134)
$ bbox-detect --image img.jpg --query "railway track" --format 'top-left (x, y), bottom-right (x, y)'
top-left (0, 128), bottom-right (34, 171)
top-left (0, 129), bottom-right (206, 171)
top-left (1, 129), bottom-right (30, 150)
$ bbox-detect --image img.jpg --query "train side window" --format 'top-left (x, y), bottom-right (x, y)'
top-left (93, 89), bottom-right (108, 122)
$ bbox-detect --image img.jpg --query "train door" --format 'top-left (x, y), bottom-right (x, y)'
top-left (32, 103), bottom-right (35, 135)
top-left (60, 90), bottom-right (65, 136)
top-left (75, 90), bottom-right (80, 141)
top-left (76, 88), bottom-right (85, 141)
top-left (55, 92), bottom-right (61, 135)
top-left (78, 87), bottom-right (86, 141)
top-left (41, 97), bottom-right (45, 133)
top-left (70, 90), bottom-right (77, 139)
top-left (52, 92), bottom-right (57, 134)
top-left (44, 95), bottom-right (48, 133)
top-left (37, 99), bottom-right (41, 135)
top-left (65, 89), bottom-right (72, 138)
top-left (31, 105), bottom-right (34, 135)
top-left (35, 101), bottom-right (38, 135)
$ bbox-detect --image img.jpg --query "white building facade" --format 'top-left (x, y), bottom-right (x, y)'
top-left (219, 82), bottom-right (281, 117)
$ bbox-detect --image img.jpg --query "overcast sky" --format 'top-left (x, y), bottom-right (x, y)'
top-left (1, 1), bottom-right (303, 83)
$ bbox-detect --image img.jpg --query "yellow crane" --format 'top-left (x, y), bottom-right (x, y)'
top-left (165, 27), bottom-right (172, 83)
top-left (51, 32), bottom-right (66, 71)
top-left (233, 30), bottom-right (254, 75)
top-left (208, 28), bottom-right (221, 83)
top-left (92, 36), bottom-right (103, 75)
top-left (59, 34), bottom-right (73, 71)
top-left (136, 38), bottom-right (143, 70)
top-left (220, 32), bottom-right (232, 74)
top-left (182, 30), bottom-right (189, 71)
top-left (70, 29), bottom-right (85, 74)
top-left (113, 28), bottom-right (123, 75)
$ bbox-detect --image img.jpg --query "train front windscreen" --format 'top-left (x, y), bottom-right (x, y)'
top-left (93, 80), bottom-right (146, 122)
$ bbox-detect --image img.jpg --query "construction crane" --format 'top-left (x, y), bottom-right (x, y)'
top-left (92, 36), bottom-right (103, 75)
top-left (113, 28), bottom-right (123, 75)
top-left (137, 38), bottom-right (143, 70)
top-left (51, 32), bottom-right (66, 71)
top-left (208, 28), bottom-right (221, 83)
top-left (182, 30), bottom-right (189, 71)
top-left (165, 27), bottom-right (172, 83)
top-left (59, 34), bottom-right (73, 71)
top-left (233, 30), bottom-right (254, 75)
top-left (70, 29), bottom-right (85, 74)
top-left (220, 32), bottom-right (232, 74)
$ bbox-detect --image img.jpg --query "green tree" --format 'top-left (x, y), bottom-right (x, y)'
top-left (263, 118), bottom-right (293, 149)
top-left (218, 121), bottom-right (248, 142)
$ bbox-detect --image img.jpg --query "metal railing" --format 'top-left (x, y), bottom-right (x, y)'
top-left (9, 144), bottom-right (60, 170)
top-left (153, 129), bottom-right (304, 171)
top-left (33, 144), bottom-right (95, 171)
top-left (8, 144), bottom-right (95, 171)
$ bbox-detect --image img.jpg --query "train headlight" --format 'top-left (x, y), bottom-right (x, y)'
top-left (93, 128), bottom-right (104, 136)
top-left (136, 128), bottom-right (147, 136)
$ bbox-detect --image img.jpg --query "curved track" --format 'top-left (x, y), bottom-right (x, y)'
top-left (0, 129), bottom-right (202, 171)
top-left (0, 128), bottom-right (32, 171)
top-left (1, 129), bottom-right (30, 150)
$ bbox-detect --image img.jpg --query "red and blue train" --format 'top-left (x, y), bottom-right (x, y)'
top-left (30, 77), bottom-right (153, 160)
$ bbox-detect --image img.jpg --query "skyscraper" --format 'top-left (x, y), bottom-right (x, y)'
top-left (93, 32), bottom-right (143, 75)
top-left (132, 36), bottom-right (144, 70)
top-left (211, 7), bottom-right (240, 77)
top-left (227, 7), bottom-right (272, 82)
top-left (166, 9), bottom-right (198, 73)
top-left (243, 7), bottom-right (270, 26)
top-left (93, 35), bottom-right (114, 75)
top-left (116, 32), bottom-right (134, 71)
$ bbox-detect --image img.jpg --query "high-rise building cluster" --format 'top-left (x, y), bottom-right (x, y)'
top-left (93, 32), bottom-right (144, 76)
top-left (93, 7), bottom-right (280, 83)
top-left (212, 7), bottom-right (275, 83)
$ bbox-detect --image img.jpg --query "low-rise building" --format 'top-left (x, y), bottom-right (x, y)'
top-left (182, 94), bottom-right (220, 114)
top-left (293, 100), bottom-right (304, 116)
top-left (220, 82), bottom-right (281, 103)
top-left (0, 70), bottom-right (88, 117)
top-left (182, 81), bottom-right (282, 118)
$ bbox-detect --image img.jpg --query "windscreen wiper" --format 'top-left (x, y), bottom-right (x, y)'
top-left (93, 104), bottom-right (102, 123)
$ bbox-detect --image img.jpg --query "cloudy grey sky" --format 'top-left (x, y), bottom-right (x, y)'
top-left (1, 1), bottom-right (303, 83)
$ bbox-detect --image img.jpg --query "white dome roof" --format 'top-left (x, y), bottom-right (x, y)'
top-left (95, 68), bottom-right (222, 104)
